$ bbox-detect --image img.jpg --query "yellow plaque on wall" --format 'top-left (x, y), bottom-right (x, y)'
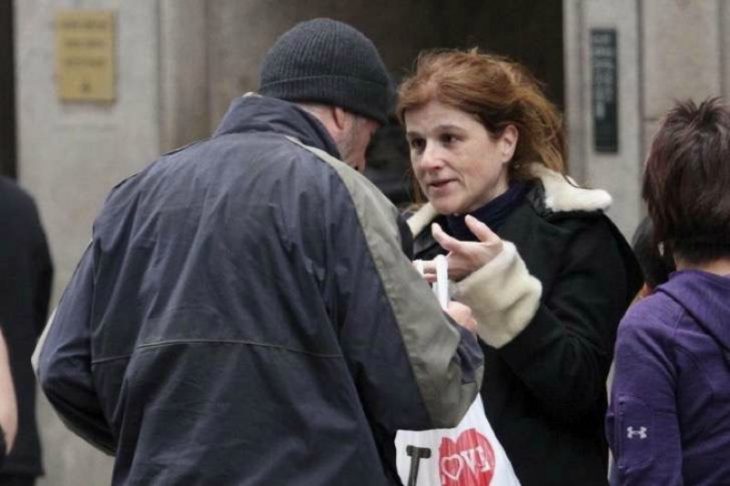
top-left (56, 10), bottom-right (115, 102)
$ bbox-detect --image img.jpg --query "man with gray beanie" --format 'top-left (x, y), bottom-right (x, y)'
top-left (35, 18), bottom-right (482, 485)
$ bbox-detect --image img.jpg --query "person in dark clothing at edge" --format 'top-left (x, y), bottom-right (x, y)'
top-left (0, 331), bottom-right (18, 472)
top-left (397, 49), bottom-right (642, 485)
top-left (607, 98), bottom-right (730, 485)
top-left (32, 19), bottom-right (483, 486)
top-left (0, 176), bottom-right (53, 486)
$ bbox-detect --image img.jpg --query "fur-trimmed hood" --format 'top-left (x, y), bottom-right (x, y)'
top-left (407, 163), bottom-right (612, 236)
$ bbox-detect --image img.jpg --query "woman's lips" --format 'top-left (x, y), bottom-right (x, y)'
top-left (428, 179), bottom-right (455, 193)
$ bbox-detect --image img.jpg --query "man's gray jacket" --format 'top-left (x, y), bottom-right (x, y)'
top-left (35, 95), bottom-right (482, 485)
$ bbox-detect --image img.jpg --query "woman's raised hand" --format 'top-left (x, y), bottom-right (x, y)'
top-left (430, 215), bottom-right (504, 281)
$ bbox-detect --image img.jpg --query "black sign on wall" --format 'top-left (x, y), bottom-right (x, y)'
top-left (590, 29), bottom-right (618, 153)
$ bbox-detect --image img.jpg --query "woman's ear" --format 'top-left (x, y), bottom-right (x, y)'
top-left (499, 125), bottom-right (519, 162)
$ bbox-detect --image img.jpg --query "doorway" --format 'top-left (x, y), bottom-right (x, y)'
top-left (0, 1), bottom-right (16, 178)
top-left (364, 0), bottom-right (564, 206)
top-left (199, 0), bottom-right (565, 206)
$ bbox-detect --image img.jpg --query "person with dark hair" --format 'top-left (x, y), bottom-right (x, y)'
top-left (0, 176), bottom-right (52, 486)
top-left (630, 216), bottom-right (675, 297)
top-left (607, 98), bottom-right (730, 484)
top-left (34, 19), bottom-right (482, 485)
top-left (397, 49), bottom-right (642, 485)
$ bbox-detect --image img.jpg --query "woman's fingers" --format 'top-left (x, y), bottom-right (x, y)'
top-left (428, 218), bottom-right (505, 281)
top-left (414, 259), bottom-right (438, 283)
top-left (464, 215), bottom-right (504, 255)
top-left (464, 215), bottom-right (498, 243)
top-left (431, 222), bottom-right (464, 253)
top-left (445, 301), bottom-right (477, 334)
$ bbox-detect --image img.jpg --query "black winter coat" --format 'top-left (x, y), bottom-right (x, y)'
top-left (410, 168), bottom-right (642, 486)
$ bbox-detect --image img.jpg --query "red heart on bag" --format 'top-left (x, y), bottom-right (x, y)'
top-left (438, 428), bottom-right (495, 485)
top-left (440, 454), bottom-right (464, 481)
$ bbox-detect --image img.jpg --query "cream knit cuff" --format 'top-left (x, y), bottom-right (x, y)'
top-left (454, 241), bottom-right (542, 348)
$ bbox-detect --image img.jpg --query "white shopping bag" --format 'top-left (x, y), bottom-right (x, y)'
top-left (397, 257), bottom-right (520, 486)
top-left (395, 398), bottom-right (520, 486)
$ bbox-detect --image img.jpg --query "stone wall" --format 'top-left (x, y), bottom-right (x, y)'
top-left (564, 0), bottom-right (729, 237)
top-left (16, 1), bottom-right (161, 483)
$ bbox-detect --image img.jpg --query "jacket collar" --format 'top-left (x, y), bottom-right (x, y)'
top-left (527, 163), bottom-right (612, 214)
top-left (212, 93), bottom-right (341, 159)
top-left (407, 163), bottom-right (613, 236)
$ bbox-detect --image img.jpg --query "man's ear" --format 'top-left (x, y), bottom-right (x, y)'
top-left (332, 107), bottom-right (351, 132)
top-left (499, 124), bottom-right (519, 162)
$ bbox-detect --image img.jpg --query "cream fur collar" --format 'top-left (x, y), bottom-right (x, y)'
top-left (407, 163), bottom-right (612, 236)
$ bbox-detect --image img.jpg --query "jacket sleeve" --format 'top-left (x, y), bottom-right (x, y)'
top-left (606, 304), bottom-right (682, 485)
top-left (35, 243), bottom-right (115, 454)
top-left (0, 425), bottom-right (5, 468)
top-left (457, 217), bottom-right (633, 421)
top-left (314, 150), bottom-right (483, 433)
top-left (334, 211), bottom-right (483, 432)
top-left (30, 201), bottom-right (54, 337)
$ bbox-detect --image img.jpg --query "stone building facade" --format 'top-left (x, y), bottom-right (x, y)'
top-left (7, 1), bottom-right (728, 483)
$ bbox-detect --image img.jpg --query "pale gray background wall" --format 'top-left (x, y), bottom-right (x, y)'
top-left (16, 1), bottom-right (160, 484)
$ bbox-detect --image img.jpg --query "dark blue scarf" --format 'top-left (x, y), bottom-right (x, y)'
top-left (445, 182), bottom-right (529, 241)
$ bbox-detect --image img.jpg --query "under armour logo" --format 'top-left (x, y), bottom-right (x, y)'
top-left (626, 426), bottom-right (648, 439)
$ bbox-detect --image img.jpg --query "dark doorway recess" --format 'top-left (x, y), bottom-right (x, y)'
top-left (0, 1), bottom-right (16, 178)
top-left (364, 0), bottom-right (564, 206)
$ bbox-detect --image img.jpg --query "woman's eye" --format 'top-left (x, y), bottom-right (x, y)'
top-left (440, 133), bottom-right (457, 145)
top-left (409, 138), bottom-right (425, 152)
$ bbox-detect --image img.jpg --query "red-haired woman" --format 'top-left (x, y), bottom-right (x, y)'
top-left (398, 49), bottom-right (642, 485)
top-left (607, 98), bottom-right (730, 484)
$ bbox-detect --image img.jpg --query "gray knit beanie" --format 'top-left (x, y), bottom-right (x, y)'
top-left (259, 18), bottom-right (392, 125)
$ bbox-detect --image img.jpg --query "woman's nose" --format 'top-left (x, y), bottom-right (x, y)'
top-left (419, 143), bottom-right (444, 171)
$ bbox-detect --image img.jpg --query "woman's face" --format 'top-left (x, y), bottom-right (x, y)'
top-left (405, 100), bottom-right (517, 215)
